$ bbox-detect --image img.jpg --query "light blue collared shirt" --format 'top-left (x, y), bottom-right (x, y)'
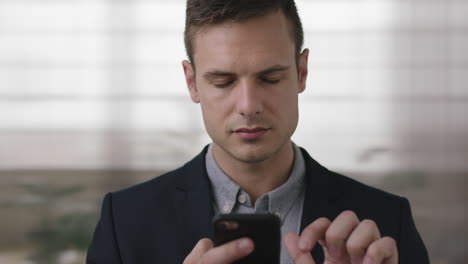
top-left (205, 143), bottom-right (306, 264)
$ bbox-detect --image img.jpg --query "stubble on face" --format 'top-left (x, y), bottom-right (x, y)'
top-left (222, 116), bottom-right (276, 163)
top-left (190, 11), bottom-right (303, 168)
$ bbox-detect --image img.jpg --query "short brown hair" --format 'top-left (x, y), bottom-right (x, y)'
top-left (184, 0), bottom-right (304, 66)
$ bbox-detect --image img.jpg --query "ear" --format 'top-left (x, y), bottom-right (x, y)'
top-left (182, 60), bottom-right (200, 103)
top-left (298, 48), bottom-right (309, 94)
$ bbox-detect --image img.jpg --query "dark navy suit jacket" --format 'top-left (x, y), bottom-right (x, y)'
top-left (87, 147), bottom-right (429, 263)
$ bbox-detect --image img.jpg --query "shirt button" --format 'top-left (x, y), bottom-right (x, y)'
top-left (238, 194), bottom-right (247, 204)
top-left (223, 204), bottom-right (231, 213)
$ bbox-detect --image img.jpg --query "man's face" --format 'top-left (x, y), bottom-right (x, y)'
top-left (183, 11), bottom-right (308, 164)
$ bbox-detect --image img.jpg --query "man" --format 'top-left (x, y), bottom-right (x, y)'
top-left (87, 0), bottom-right (429, 263)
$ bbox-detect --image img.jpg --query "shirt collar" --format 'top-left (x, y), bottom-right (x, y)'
top-left (205, 143), bottom-right (306, 224)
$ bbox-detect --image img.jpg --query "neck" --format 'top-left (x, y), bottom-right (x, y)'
top-left (212, 141), bottom-right (295, 203)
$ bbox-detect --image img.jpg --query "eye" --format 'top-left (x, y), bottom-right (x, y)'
top-left (260, 77), bottom-right (280, 84)
top-left (213, 79), bottom-right (235, 88)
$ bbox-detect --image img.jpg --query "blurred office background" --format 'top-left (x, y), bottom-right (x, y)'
top-left (0, 0), bottom-right (467, 263)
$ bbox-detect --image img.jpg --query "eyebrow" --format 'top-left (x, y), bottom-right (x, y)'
top-left (203, 71), bottom-right (236, 79)
top-left (203, 64), bottom-right (291, 80)
top-left (257, 65), bottom-right (291, 75)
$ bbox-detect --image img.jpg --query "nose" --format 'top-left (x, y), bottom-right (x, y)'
top-left (236, 79), bottom-right (263, 117)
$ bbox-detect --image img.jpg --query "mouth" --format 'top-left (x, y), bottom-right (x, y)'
top-left (233, 127), bottom-right (270, 140)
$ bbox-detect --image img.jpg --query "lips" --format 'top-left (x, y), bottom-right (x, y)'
top-left (234, 127), bottom-right (269, 140)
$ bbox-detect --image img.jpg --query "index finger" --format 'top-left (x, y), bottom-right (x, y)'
top-left (298, 217), bottom-right (331, 252)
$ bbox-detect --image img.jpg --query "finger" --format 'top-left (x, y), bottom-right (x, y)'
top-left (201, 237), bottom-right (254, 264)
top-left (297, 217), bottom-right (331, 251)
top-left (346, 219), bottom-right (381, 263)
top-left (284, 232), bottom-right (315, 264)
top-left (363, 237), bottom-right (398, 264)
top-left (325, 210), bottom-right (360, 260)
top-left (183, 238), bottom-right (213, 264)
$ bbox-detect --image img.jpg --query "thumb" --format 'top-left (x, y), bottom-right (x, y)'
top-left (183, 238), bottom-right (213, 264)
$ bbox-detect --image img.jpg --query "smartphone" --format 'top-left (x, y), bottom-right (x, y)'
top-left (212, 214), bottom-right (281, 264)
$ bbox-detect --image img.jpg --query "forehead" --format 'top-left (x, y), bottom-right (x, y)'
top-left (192, 11), bottom-right (296, 73)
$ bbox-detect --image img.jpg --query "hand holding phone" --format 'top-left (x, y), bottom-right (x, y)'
top-left (213, 214), bottom-right (281, 264)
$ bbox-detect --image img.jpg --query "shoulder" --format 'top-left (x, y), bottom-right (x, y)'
top-left (104, 147), bottom-right (208, 209)
top-left (326, 170), bottom-right (409, 234)
top-left (300, 147), bottom-right (407, 228)
top-left (300, 147), bottom-right (404, 204)
top-left (112, 166), bottom-right (185, 202)
top-left (329, 169), bottom-right (403, 203)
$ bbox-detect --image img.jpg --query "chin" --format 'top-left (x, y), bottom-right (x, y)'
top-left (229, 145), bottom-right (276, 164)
top-left (233, 153), bottom-right (271, 164)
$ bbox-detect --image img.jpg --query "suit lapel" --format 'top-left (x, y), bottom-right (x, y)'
top-left (174, 147), bottom-right (214, 257)
top-left (172, 147), bottom-right (345, 261)
top-left (299, 148), bottom-right (344, 263)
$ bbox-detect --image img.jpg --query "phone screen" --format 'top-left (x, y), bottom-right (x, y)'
top-left (212, 214), bottom-right (281, 264)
